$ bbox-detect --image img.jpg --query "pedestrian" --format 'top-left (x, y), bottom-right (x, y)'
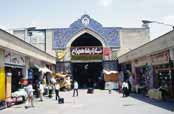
top-left (122, 81), bottom-right (129, 97)
top-left (118, 81), bottom-right (122, 93)
top-left (73, 80), bottom-right (78, 97)
top-left (55, 82), bottom-right (60, 100)
top-left (44, 84), bottom-right (48, 96)
top-left (48, 84), bottom-right (53, 98)
top-left (39, 82), bottom-right (44, 101)
top-left (24, 82), bottom-right (34, 108)
top-left (107, 81), bottom-right (112, 94)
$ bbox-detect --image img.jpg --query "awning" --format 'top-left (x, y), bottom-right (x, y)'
top-left (34, 64), bottom-right (40, 69)
top-left (5, 63), bottom-right (25, 69)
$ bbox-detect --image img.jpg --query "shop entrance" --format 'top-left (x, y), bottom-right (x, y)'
top-left (71, 33), bottom-right (104, 89)
top-left (5, 67), bottom-right (23, 92)
top-left (72, 62), bottom-right (103, 89)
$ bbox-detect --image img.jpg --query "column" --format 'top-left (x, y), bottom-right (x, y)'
top-left (24, 56), bottom-right (30, 79)
top-left (0, 49), bottom-right (5, 100)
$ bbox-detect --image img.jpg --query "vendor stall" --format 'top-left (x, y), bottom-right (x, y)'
top-left (103, 70), bottom-right (119, 89)
top-left (54, 72), bottom-right (72, 90)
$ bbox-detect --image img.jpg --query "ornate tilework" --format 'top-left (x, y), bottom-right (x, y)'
top-left (53, 15), bottom-right (120, 49)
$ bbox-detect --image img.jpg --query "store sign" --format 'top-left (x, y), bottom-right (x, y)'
top-left (70, 47), bottom-right (103, 60)
top-left (103, 48), bottom-right (111, 56)
top-left (56, 50), bottom-right (66, 61)
top-left (134, 56), bottom-right (147, 67)
top-left (28, 69), bottom-right (33, 79)
top-left (151, 50), bottom-right (169, 65)
top-left (5, 51), bottom-right (25, 66)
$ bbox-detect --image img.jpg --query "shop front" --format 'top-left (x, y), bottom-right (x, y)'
top-left (4, 50), bottom-right (26, 95)
top-left (132, 56), bottom-right (152, 94)
top-left (133, 50), bottom-right (174, 98)
top-left (150, 50), bottom-right (174, 98)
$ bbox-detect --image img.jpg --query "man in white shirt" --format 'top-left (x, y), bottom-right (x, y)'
top-left (122, 81), bottom-right (129, 97)
top-left (73, 81), bottom-right (78, 97)
top-left (25, 82), bottom-right (34, 108)
top-left (39, 82), bottom-right (44, 101)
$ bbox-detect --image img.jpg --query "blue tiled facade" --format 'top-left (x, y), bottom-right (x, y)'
top-left (53, 15), bottom-right (120, 49)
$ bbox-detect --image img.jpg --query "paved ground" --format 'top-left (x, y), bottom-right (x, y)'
top-left (0, 90), bottom-right (174, 114)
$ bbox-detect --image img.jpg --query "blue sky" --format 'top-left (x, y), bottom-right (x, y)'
top-left (0, 0), bottom-right (174, 39)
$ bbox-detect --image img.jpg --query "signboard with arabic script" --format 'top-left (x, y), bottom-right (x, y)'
top-left (71, 47), bottom-right (103, 60)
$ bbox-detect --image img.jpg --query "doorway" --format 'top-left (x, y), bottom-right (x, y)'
top-left (72, 62), bottom-right (103, 89)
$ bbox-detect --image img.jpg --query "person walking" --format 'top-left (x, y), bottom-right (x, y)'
top-left (73, 81), bottom-right (78, 97)
top-left (55, 82), bottom-right (60, 100)
top-left (107, 81), bottom-right (112, 94)
top-left (122, 81), bottom-right (129, 97)
top-left (48, 84), bottom-right (53, 98)
top-left (39, 82), bottom-right (44, 101)
top-left (25, 82), bottom-right (34, 108)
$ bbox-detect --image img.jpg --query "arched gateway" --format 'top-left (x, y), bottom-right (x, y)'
top-left (53, 15), bottom-right (120, 89)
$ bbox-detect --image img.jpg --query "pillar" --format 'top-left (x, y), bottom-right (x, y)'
top-left (0, 49), bottom-right (5, 100)
top-left (24, 56), bottom-right (30, 79)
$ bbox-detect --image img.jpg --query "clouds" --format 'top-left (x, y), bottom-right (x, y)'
top-left (98, 0), bottom-right (113, 7)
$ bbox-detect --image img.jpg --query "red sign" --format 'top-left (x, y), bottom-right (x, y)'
top-left (103, 48), bottom-right (111, 56)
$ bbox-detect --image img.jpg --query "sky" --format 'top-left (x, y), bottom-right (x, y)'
top-left (0, 0), bottom-right (174, 39)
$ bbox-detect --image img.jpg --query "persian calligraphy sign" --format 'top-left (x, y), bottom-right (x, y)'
top-left (71, 47), bottom-right (103, 60)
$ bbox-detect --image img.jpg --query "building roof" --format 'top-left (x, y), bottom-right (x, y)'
top-left (118, 30), bottom-right (174, 63)
top-left (0, 29), bottom-right (56, 64)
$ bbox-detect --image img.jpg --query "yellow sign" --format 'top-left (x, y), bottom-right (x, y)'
top-left (0, 67), bottom-right (5, 100)
top-left (56, 50), bottom-right (66, 61)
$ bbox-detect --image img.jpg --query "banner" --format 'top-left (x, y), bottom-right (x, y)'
top-left (71, 47), bottom-right (103, 60)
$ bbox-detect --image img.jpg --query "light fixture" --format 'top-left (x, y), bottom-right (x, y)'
top-left (142, 20), bottom-right (174, 29)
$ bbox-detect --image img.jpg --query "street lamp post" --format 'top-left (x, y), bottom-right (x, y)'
top-left (142, 20), bottom-right (174, 30)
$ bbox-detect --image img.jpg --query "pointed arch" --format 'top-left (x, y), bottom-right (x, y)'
top-left (66, 28), bottom-right (107, 48)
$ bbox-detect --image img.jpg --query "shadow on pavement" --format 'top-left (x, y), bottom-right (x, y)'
top-left (129, 93), bottom-right (174, 112)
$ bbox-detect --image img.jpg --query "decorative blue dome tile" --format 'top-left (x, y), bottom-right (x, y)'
top-left (53, 15), bottom-right (120, 49)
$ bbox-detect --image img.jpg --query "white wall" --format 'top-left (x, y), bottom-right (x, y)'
top-left (46, 30), bottom-right (56, 57)
top-left (118, 28), bottom-right (150, 56)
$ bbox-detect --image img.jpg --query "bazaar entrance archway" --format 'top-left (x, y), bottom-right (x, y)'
top-left (70, 32), bottom-right (105, 89)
